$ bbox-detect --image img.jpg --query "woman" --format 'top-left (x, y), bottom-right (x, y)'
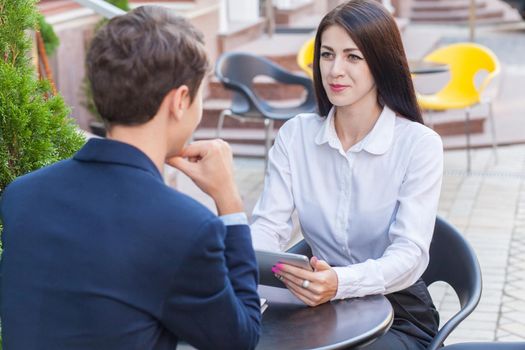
top-left (251, 1), bottom-right (443, 349)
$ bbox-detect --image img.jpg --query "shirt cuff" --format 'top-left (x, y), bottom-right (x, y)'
top-left (332, 261), bottom-right (386, 300)
top-left (219, 212), bottom-right (248, 226)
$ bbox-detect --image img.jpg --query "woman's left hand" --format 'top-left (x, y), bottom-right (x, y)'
top-left (272, 257), bottom-right (338, 307)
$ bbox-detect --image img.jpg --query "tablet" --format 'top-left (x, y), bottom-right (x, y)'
top-left (256, 250), bottom-right (312, 288)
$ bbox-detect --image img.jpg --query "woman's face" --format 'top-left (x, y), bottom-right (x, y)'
top-left (319, 25), bottom-right (377, 110)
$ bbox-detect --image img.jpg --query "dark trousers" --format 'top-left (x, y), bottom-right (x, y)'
top-left (359, 278), bottom-right (440, 350)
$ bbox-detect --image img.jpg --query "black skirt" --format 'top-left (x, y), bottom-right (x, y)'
top-left (358, 278), bottom-right (440, 350)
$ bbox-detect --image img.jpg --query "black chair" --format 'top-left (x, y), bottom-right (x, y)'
top-left (286, 238), bottom-right (313, 257)
top-left (422, 217), bottom-right (482, 350)
top-left (442, 342), bottom-right (525, 350)
top-left (285, 216), bottom-right (482, 350)
top-left (215, 52), bottom-right (317, 165)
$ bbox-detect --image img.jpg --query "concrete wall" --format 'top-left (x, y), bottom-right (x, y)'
top-left (228, 0), bottom-right (259, 21)
top-left (48, 10), bottom-right (99, 130)
top-left (391, 0), bottom-right (413, 18)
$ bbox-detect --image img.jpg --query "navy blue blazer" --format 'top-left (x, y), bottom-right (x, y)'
top-left (0, 139), bottom-right (260, 350)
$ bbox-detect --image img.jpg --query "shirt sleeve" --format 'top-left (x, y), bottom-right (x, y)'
top-left (250, 129), bottom-right (296, 252)
top-left (333, 132), bottom-right (444, 299)
top-left (220, 212), bottom-right (248, 226)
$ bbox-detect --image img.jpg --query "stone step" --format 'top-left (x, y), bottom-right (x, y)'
top-left (276, 13), bottom-right (324, 32)
top-left (229, 20), bottom-right (410, 74)
top-left (423, 111), bottom-right (486, 136)
top-left (201, 99), bottom-right (288, 129)
top-left (192, 116), bottom-right (487, 158)
top-left (412, 0), bottom-right (487, 12)
top-left (228, 143), bottom-right (267, 158)
top-left (194, 127), bottom-right (277, 145)
top-left (274, 14), bottom-right (409, 33)
top-left (432, 117), bottom-right (485, 136)
top-left (193, 128), bottom-right (275, 158)
top-left (411, 7), bottom-right (505, 22)
top-left (201, 99), bottom-right (486, 137)
top-left (207, 76), bottom-right (311, 101)
top-left (37, 0), bottom-right (203, 16)
top-left (217, 19), bottom-right (267, 54)
top-left (232, 32), bottom-right (313, 72)
top-left (274, 0), bottom-right (316, 26)
top-left (37, 0), bottom-right (82, 15)
top-left (409, 0), bottom-right (523, 23)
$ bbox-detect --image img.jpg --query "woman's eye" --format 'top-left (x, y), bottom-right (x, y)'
top-left (320, 51), bottom-right (333, 59)
top-left (348, 54), bottom-right (363, 61)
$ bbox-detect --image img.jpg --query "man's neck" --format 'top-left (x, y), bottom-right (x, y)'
top-left (106, 123), bottom-right (167, 174)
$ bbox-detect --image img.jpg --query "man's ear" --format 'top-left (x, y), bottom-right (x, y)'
top-left (169, 85), bottom-right (190, 122)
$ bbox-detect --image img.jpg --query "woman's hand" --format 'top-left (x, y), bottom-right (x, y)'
top-left (272, 257), bottom-right (338, 307)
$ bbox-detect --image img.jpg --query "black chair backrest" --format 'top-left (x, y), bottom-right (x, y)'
top-left (286, 239), bottom-right (313, 257)
top-left (216, 52), bottom-right (262, 116)
top-left (215, 52), bottom-right (315, 117)
top-left (422, 216), bottom-right (482, 350)
top-left (286, 216), bottom-right (482, 350)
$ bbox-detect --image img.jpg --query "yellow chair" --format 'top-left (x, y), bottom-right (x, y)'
top-left (417, 43), bottom-right (501, 173)
top-left (297, 37), bottom-right (315, 79)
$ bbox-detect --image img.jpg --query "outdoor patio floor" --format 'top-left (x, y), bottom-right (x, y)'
top-left (175, 143), bottom-right (525, 344)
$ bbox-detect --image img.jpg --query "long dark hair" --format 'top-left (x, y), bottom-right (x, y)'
top-left (313, 0), bottom-right (423, 124)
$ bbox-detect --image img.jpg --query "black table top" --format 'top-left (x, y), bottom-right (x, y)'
top-left (256, 285), bottom-right (393, 350)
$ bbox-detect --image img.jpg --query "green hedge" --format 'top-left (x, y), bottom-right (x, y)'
top-left (37, 14), bottom-right (60, 56)
top-left (0, 0), bottom-right (85, 229)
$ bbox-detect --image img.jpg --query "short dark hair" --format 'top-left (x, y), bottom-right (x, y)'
top-left (313, 0), bottom-right (423, 124)
top-left (86, 6), bottom-right (209, 126)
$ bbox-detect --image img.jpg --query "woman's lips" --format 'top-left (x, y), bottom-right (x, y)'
top-left (329, 84), bottom-right (349, 93)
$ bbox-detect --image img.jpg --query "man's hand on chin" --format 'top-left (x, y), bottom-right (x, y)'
top-left (167, 139), bottom-right (243, 215)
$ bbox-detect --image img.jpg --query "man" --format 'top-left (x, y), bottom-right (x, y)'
top-left (0, 6), bottom-right (260, 350)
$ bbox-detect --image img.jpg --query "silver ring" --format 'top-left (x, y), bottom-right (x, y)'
top-left (278, 275), bottom-right (284, 281)
top-left (301, 279), bottom-right (311, 289)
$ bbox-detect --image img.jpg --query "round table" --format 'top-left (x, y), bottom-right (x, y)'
top-left (409, 61), bottom-right (449, 75)
top-left (257, 285), bottom-right (394, 350)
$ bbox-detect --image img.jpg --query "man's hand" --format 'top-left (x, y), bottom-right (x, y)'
top-left (272, 257), bottom-right (338, 307)
top-left (167, 139), bottom-right (243, 215)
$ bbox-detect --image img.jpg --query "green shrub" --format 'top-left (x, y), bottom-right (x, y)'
top-left (37, 14), bottom-right (60, 56)
top-left (108, 0), bottom-right (130, 11)
top-left (0, 0), bottom-right (85, 227)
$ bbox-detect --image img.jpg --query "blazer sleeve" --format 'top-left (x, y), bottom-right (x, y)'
top-left (160, 217), bottom-right (261, 350)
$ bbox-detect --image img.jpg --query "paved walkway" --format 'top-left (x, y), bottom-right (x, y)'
top-left (175, 143), bottom-right (525, 345)
top-left (434, 145), bottom-right (525, 343)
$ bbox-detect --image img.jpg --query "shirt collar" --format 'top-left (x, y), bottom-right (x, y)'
top-left (314, 107), bottom-right (339, 149)
top-left (314, 105), bottom-right (396, 155)
top-left (74, 138), bottom-right (163, 180)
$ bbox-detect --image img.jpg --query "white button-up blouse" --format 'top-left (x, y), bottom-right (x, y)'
top-left (251, 106), bottom-right (443, 299)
